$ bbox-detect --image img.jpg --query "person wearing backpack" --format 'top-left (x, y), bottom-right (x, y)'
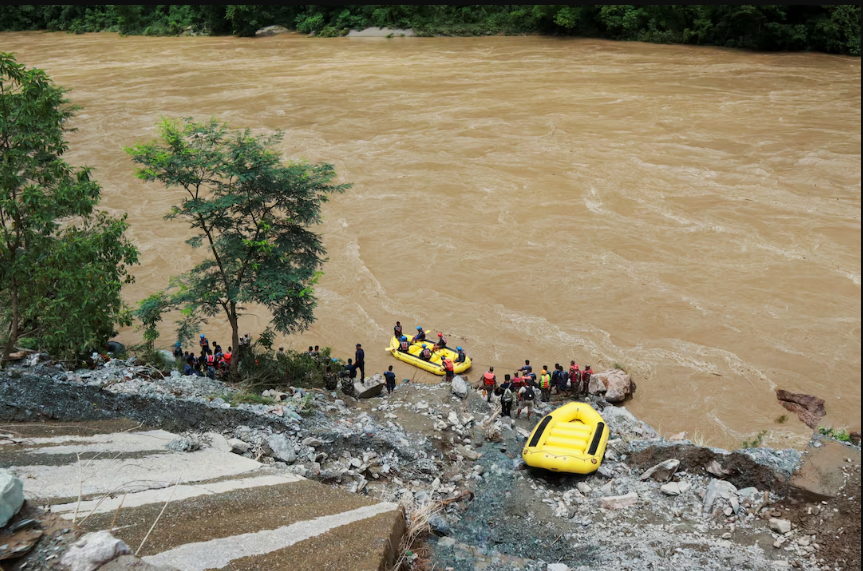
top-left (516, 383), bottom-right (536, 420)
top-left (499, 374), bottom-right (514, 417)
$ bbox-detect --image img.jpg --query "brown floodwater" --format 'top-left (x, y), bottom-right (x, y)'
top-left (3, 32), bottom-right (860, 448)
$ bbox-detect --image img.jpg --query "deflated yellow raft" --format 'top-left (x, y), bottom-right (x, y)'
top-left (386, 336), bottom-right (472, 376)
top-left (522, 402), bottom-right (609, 474)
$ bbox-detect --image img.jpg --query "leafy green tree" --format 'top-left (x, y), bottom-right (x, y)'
top-left (126, 118), bottom-right (350, 375)
top-left (0, 53), bottom-right (138, 364)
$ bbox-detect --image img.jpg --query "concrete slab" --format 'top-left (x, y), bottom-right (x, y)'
top-left (2, 422), bottom-right (404, 571)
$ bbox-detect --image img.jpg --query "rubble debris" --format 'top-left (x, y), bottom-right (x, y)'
top-left (0, 469), bottom-right (24, 527)
top-left (776, 390), bottom-right (826, 429)
top-left (60, 531), bottom-right (132, 571)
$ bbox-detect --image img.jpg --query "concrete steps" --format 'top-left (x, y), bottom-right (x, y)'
top-left (1, 421), bottom-right (404, 571)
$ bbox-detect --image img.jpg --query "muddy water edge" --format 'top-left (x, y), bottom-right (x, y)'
top-left (2, 32), bottom-right (860, 449)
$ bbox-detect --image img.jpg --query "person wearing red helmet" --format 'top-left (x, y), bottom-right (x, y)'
top-left (436, 332), bottom-right (447, 350)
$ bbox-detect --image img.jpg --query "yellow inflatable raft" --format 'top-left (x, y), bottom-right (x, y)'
top-left (522, 402), bottom-right (609, 474)
top-left (386, 336), bottom-right (472, 376)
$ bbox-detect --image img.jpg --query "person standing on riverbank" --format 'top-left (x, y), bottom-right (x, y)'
top-left (384, 365), bottom-right (396, 395)
top-left (539, 366), bottom-right (551, 402)
top-left (500, 374), bottom-right (514, 417)
top-left (355, 343), bottom-right (365, 383)
top-left (482, 367), bottom-right (497, 403)
top-left (441, 355), bottom-right (455, 382)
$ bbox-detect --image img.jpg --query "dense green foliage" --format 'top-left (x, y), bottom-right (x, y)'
top-left (126, 118), bottom-right (349, 374)
top-left (0, 53), bottom-right (139, 362)
top-left (0, 5), bottom-right (859, 55)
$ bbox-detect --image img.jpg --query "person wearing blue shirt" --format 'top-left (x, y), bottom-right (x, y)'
top-left (384, 365), bottom-right (397, 395)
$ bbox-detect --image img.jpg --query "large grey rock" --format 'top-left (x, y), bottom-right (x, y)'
top-left (451, 376), bottom-right (468, 399)
top-left (703, 479), bottom-right (738, 512)
top-left (769, 518), bottom-right (792, 534)
top-left (267, 434), bottom-right (297, 463)
top-left (353, 374), bottom-right (385, 399)
top-left (0, 469), bottom-right (24, 527)
top-left (227, 438), bottom-right (250, 454)
top-left (591, 369), bottom-right (635, 403)
top-left (639, 459), bottom-right (680, 482)
top-left (61, 531), bottom-right (132, 571)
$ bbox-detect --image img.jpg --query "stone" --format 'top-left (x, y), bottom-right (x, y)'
top-left (227, 438), bottom-right (250, 454)
top-left (598, 369), bottom-right (636, 403)
top-left (661, 482), bottom-right (682, 496)
top-left (775, 389), bottom-right (826, 429)
top-left (302, 437), bottom-right (324, 448)
top-left (0, 469), bottom-right (25, 527)
top-left (451, 376), bottom-right (468, 399)
top-left (428, 513), bottom-right (452, 536)
top-left (438, 537), bottom-right (456, 548)
top-left (639, 459), bottom-right (680, 482)
top-left (706, 459), bottom-right (736, 478)
top-left (769, 518), bottom-right (792, 534)
top-left (576, 482), bottom-right (592, 495)
top-left (737, 487), bottom-right (762, 502)
top-left (267, 434), bottom-right (297, 463)
top-left (255, 25), bottom-right (290, 36)
top-left (98, 555), bottom-right (179, 571)
top-left (587, 375), bottom-right (607, 396)
top-left (61, 531), bottom-right (132, 571)
top-left (353, 375), bottom-right (385, 399)
top-left (600, 492), bottom-right (639, 510)
top-left (703, 479), bottom-right (738, 512)
top-left (547, 564), bottom-right (570, 571)
top-left (455, 445), bottom-right (480, 461)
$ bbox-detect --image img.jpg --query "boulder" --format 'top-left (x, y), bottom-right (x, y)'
top-left (660, 482), bottom-right (682, 496)
top-left (353, 374), bottom-right (384, 399)
top-left (0, 469), bottom-right (24, 527)
top-left (706, 459), bottom-right (736, 479)
top-left (451, 376), bottom-right (468, 399)
top-left (589, 369), bottom-right (635, 403)
top-left (769, 518), bottom-right (792, 534)
top-left (639, 459), bottom-right (680, 482)
top-left (267, 434), bottom-right (297, 463)
top-left (703, 479), bottom-right (737, 512)
top-left (428, 513), bottom-right (452, 536)
top-left (255, 25), bottom-right (290, 36)
top-left (775, 390), bottom-right (826, 429)
top-left (600, 492), bottom-right (639, 510)
top-left (227, 438), bottom-right (250, 454)
top-left (576, 482), bottom-right (592, 495)
top-left (61, 531), bottom-right (132, 571)
top-left (737, 487), bottom-right (762, 503)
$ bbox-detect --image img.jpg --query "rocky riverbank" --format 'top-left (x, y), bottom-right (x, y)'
top-left (1, 357), bottom-right (860, 571)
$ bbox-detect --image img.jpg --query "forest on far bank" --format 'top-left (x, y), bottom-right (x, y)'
top-left (0, 5), bottom-right (860, 56)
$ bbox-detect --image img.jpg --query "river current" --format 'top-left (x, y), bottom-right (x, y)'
top-left (4, 32), bottom-right (860, 448)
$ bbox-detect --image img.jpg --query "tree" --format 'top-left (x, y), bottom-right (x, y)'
top-left (126, 118), bottom-right (350, 375)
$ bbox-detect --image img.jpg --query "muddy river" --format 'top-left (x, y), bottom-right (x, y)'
top-left (3, 32), bottom-right (860, 448)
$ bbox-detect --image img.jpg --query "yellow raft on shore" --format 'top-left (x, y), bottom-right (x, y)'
top-left (386, 335), bottom-right (472, 376)
top-left (522, 402), bottom-right (609, 475)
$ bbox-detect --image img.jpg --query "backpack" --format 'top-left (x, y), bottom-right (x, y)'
top-left (522, 386), bottom-right (535, 401)
top-left (503, 387), bottom-right (514, 403)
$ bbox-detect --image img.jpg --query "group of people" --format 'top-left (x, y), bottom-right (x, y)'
top-left (173, 334), bottom-right (236, 379)
top-left (394, 321), bottom-right (468, 377)
top-left (480, 359), bottom-right (594, 420)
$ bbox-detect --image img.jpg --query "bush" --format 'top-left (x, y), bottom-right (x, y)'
top-left (237, 344), bottom-right (342, 391)
top-left (742, 430), bottom-right (768, 449)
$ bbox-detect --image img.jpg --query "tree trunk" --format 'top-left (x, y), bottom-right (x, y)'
top-left (1, 278), bottom-right (20, 368)
top-left (229, 302), bottom-right (240, 378)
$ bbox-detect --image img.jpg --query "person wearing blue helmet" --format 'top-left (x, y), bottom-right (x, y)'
top-left (398, 336), bottom-right (410, 352)
top-left (419, 344), bottom-right (432, 361)
top-left (199, 333), bottom-right (210, 355)
top-left (412, 327), bottom-right (426, 344)
top-left (455, 346), bottom-right (467, 363)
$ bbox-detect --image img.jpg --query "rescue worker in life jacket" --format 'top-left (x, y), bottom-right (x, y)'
top-left (398, 336), bottom-right (410, 352)
top-left (436, 332), bottom-right (447, 350)
top-left (419, 344), bottom-right (432, 361)
top-left (412, 327), bottom-right (426, 344)
top-left (455, 346), bottom-right (466, 363)
top-left (441, 355), bottom-right (455, 381)
top-left (394, 321), bottom-right (403, 339)
top-left (483, 367), bottom-right (497, 403)
top-left (538, 366), bottom-right (552, 402)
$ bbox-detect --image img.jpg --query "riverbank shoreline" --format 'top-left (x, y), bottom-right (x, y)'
top-left (2, 356), bottom-right (860, 570)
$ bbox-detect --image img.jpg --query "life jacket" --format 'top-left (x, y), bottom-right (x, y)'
top-left (442, 358), bottom-right (454, 372)
top-left (539, 373), bottom-right (551, 389)
top-left (513, 376), bottom-right (526, 388)
top-left (483, 371), bottom-right (495, 386)
top-left (223, 351), bottom-right (232, 364)
top-left (200, 337), bottom-right (209, 348)
top-left (206, 354), bottom-right (215, 365)
top-left (421, 349), bottom-right (431, 360)
top-left (399, 340), bottom-right (409, 351)
top-left (456, 350), bottom-right (466, 362)
top-left (394, 325), bottom-right (402, 338)
top-left (438, 335), bottom-right (447, 347)
top-left (522, 386), bottom-right (535, 401)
